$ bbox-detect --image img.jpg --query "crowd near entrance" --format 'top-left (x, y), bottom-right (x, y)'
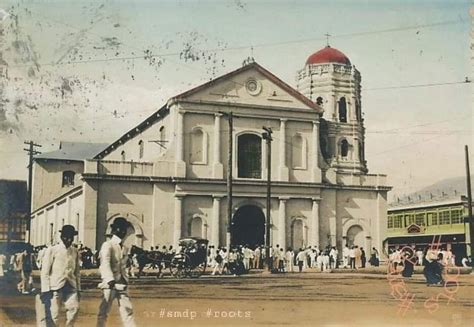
top-left (231, 205), bottom-right (265, 248)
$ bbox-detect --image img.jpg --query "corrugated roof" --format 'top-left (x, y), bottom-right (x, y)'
top-left (35, 142), bottom-right (108, 161)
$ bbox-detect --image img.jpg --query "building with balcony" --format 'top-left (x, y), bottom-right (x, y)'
top-left (0, 180), bottom-right (28, 245)
top-left (387, 195), bottom-right (472, 264)
top-left (30, 50), bottom-right (391, 255)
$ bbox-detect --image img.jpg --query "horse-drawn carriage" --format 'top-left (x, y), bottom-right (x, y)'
top-left (131, 237), bottom-right (208, 279)
top-left (170, 237), bottom-right (209, 278)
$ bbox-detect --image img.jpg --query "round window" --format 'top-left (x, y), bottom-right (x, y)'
top-left (245, 78), bottom-right (261, 95)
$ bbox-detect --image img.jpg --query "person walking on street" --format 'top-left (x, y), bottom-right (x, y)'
top-left (369, 247), bottom-right (379, 267)
top-left (17, 247), bottom-right (34, 294)
top-left (40, 225), bottom-right (81, 327)
top-left (96, 218), bottom-right (136, 327)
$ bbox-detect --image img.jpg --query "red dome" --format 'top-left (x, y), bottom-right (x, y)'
top-left (306, 46), bottom-right (351, 65)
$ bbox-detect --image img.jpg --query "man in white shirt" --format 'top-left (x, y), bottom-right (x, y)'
top-left (349, 246), bottom-right (356, 269)
top-left (253, 246), bottom-right (261, 269)
top-left (40, 225), bottom-right (81, 326)
top-left (285, 248), bottom-right (294, 272)
top-left (97, 218), bottom-right (136, 327)
top-left (342, 245), bottom-right (350, 268)
top-left (242, 246), bottom-right (252, 271)
top-left (296, 249), bottom-right (306, 272)
top-left (329, 247), bottom-right (338, 269)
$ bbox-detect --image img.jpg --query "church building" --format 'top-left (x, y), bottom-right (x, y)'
top-left (30, 46), bottom-right (391, 256)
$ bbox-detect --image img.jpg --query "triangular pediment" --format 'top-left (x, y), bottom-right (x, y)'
top-left (407, 224), bottom-right (424, 234)
top-left (172, 63), bottom-right (321, 111)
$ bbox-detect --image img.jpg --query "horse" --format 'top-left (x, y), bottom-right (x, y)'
top-left (130, 246), bottom-right (170, 278)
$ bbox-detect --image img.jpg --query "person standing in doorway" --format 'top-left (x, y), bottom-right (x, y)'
top-left (96, 218), bottom-right (136, 327)
top-left (40, 225), bottom-right (81, 326)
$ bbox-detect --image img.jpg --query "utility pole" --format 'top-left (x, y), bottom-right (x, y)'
top-left (262, 126), bottom-right (273, 271)
top-left (465, 145), bottom-right (473, 265)
top-left (23, 141), bottom-right (42, 243)
top-left (220, 111), bottom-right (234, 248)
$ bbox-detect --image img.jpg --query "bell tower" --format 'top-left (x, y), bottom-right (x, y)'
top-left (296, 44), bottom-right (367, 177)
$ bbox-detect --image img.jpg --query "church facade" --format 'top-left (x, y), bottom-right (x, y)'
top-left (30, 47), bottom-right (391, 256)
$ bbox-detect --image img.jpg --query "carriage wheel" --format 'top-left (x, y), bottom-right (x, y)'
top-left (169, 255), bottom-right (189, 278)
top-left (188, 261), bottom-right (207, 278)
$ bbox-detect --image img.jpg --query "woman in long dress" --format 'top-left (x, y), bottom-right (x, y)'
top-left (423, 248), bottom-right (444, 286)
top-left (401, 247), bottom-right (415, 277)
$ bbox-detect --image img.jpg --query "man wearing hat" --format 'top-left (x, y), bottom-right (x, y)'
top-left (40, 224), bottom-right (81, 326)
top-left (97, 217), bottom-right (136, 327)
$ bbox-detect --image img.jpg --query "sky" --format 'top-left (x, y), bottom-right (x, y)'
top-left (0, 0), bottom-right (472, 201)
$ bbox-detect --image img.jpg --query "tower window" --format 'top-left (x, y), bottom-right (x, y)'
top-left (338, 97), bottom-right (347, 123)
top-left (121, 150), bottom-right (126, 161)
top-left (316, 96), bottom-right (323, 106)
top-left (359, 141), bottom-right (364, 162)
top-left (356, 101), bottom-right (362, 122)
top-left (159, 126), bottom-right (166, 152)
top-left (62, 171), bottom-right (75, 187)
top-left (138, 140), bottom-right (144, 159)
top-left (238, 134), bottom-right (262, 179)
top-left (340, 139), bottom-right (349, 157)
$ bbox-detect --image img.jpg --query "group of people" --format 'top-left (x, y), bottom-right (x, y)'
top-left (34, 218), bottom-right (137, 326)
top-left (341, 245), bottom-right (380, 269)
top-left (206, 244), bottom-right (351, 274)
top-left (0, 246), bottom-right (36, 294)
top-left (388, 244), bottom-right (470, 286)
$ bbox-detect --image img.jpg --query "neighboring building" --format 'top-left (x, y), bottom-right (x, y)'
top-left (30, 142), bottom-right (107, 246)
top-left (30, 47), bottom-right (391, 257)
top-left (387, 195), bottom-right (472, 264)
top-left (0, 180), bottom-right (28, 244)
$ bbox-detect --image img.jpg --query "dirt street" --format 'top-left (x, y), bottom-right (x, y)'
top-left (1, 272), bottom-right (473, 326)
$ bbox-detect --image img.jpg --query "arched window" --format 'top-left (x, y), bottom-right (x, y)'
top-left (291, 219), bottom-right (306, 249)
top-left (238, 134), bottom-right (262, 179)
top-left (138, 140), bottom-right (144, 159)
top-left (338, 97), bottom-right (347, 123)
top-left (190, 216), bottom-right (203, 238)
top-left (121, 150), bottom-right (126, 161)
top-left (190, 128), bottom-right (206, 164)
top-left (159, 126), bottom-right (166, 152)
top-left (340, 139), bottom-right (349, 157)
top-left (62, 171), bottom-right (75, 187)
top-left (292, 134), bottom-right (306, 169)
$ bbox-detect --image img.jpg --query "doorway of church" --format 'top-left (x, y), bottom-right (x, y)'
top-left (231, 205), bottom-right (265, 248)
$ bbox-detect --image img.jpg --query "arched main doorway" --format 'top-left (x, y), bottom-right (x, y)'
top-left (346, 225), bottom-right (364, 247)
top-left (231, 205), bottom-right (265, 247)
